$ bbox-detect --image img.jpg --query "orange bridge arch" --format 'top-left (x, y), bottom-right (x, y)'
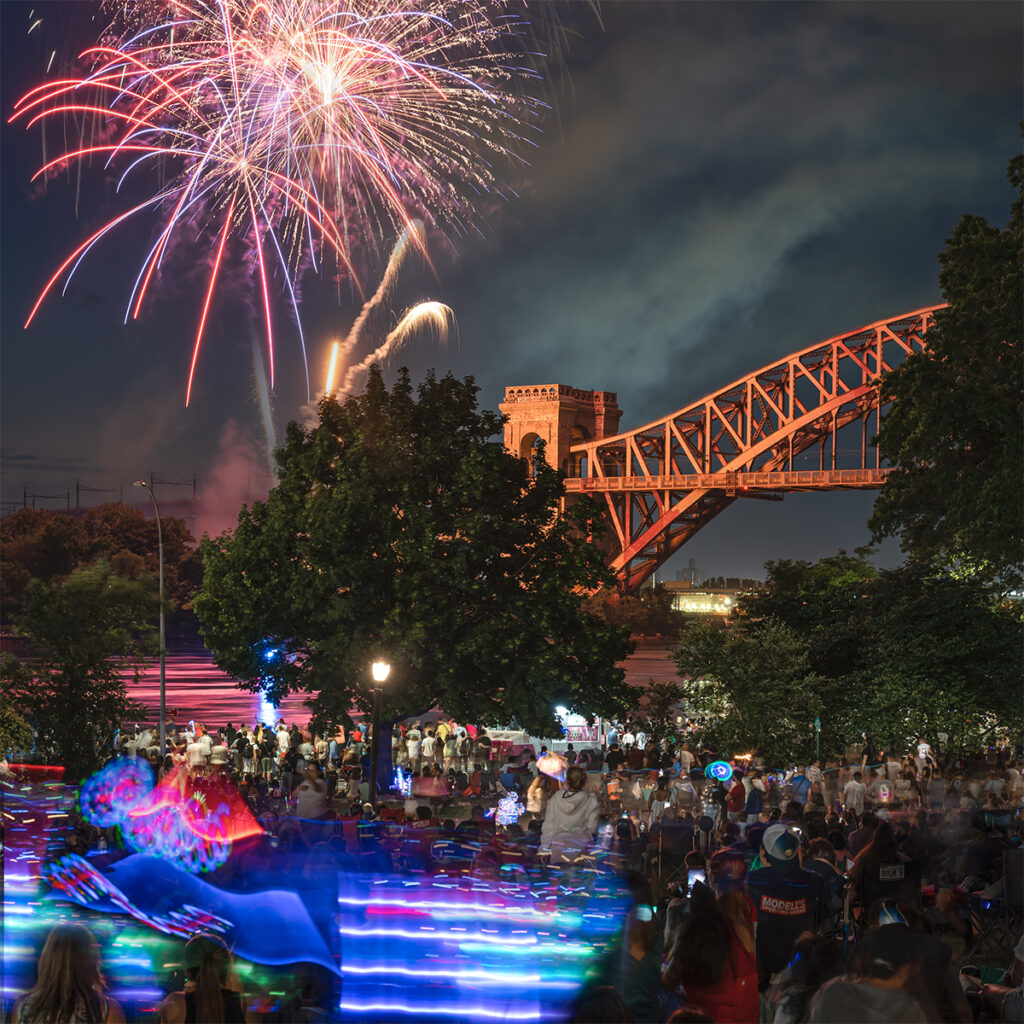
top-left (501, 304), bottom-right (945, 591)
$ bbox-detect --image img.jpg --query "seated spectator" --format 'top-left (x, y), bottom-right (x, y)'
top-left (662, 880), bottom-right (758, 1023)
top-left (159, 933), bottom-right (252, 1023)
top-left (807, 924), bottom-right (928, 1023)
top-left (770, 932), bottom-right (843, 1024)
top-left (12, 923), bottom-right (125, 1024)
top-left (803, 836), bottom-right (846, 911)
top-left (540, 764), bottom-right (601, 864)
top-left (614, 903), bottom-right (662, 1023)
top-left (745, 824), bottom-right (827, 985)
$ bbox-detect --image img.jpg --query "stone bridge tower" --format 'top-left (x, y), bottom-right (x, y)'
top-left (500, 384), bottom-right (622, 476)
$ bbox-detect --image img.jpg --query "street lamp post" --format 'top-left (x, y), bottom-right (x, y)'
top-left (369, 661), bottom-right (391, 800)
top-left (134, 480), bottom-right (166, 758)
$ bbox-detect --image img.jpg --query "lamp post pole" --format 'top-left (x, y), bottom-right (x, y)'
top-left (134, 481), bottom-right (166, 758)
top-left (369, 661), bottom-right (391, 800)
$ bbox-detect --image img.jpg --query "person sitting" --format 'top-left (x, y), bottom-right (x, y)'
top-left (12, 923), bottom-right (125, 1024)
top-left (806, 924), bottom-right (927, 1023)
top-left (662, 875), bottom-right (758, 1024)
top-left (745, 823), bottom-right (827, 986)
top-left (159, 933), bottom-right (253, 1023)
top-left (294, 765), bottom-right (328, 819)
top-left (540, 764), bottom-right (600, 864)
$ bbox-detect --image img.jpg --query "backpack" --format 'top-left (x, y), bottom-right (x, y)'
top-left (458, 736), bottom-right (471, 757)
top-left (240, 740), bottom-right (253, 761)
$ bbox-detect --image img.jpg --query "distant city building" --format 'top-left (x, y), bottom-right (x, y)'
top-left (675, 558), bottom-right (703, 587)
top-left (662, 576), bottom-right (762, 616)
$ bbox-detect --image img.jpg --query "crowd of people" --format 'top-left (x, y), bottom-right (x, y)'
top-left (11, 718), bottom-right (1024, 1023)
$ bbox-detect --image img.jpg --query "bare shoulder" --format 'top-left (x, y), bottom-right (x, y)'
top-left (106, 996), bottom-right (127, 1024)
top-left (159, 991), bottom-right (187, 1024)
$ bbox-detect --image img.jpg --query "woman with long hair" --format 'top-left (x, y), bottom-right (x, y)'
top-left (662, 868), bottom-right (758, 1024)
top-left (159, 934), bottom-right (251, 1023)
top-left (12, 923), bottom-right (125, 1024)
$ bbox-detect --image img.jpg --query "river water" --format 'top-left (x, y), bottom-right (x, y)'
top-left (125, 638), bottom-right (681, 729)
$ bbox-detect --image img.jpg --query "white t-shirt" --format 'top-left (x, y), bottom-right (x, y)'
top-left (844, 778), bottom-right (866, 812)
top-left (917, 742), bottom-right (932, 761)
top-left (679, 749), bottom-right (695, 772)
top-left (421, 736), bottom-right (436, 759)
top-left (277, 729), bottom-right (290, 752)
top-left (198, 734), bottom-right (213, 758)
top-left (187, 741), bottom-right (206, 767)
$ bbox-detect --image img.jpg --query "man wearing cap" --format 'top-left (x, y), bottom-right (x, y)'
top-left (746, 822), bottom-right (827, 987)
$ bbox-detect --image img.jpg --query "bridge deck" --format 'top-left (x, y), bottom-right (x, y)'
top-left (563, 467), bottom-right (887, 493)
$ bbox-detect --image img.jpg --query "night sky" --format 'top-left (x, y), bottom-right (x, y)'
top-left (2, 1), bottom-right (1019, 579)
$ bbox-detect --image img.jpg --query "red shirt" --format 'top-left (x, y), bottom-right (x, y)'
top-left (683, 918), bottom-right (758, 1023)
top-left (727, 780), bottom-right (746, 813)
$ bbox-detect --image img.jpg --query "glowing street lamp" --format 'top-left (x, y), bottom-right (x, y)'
top-left (133, 480), bottom-right (165, 758)
top-left (369, 661), bottom-right (391, 798)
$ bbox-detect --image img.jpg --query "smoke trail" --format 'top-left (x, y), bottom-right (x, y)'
top-left (338, 302), bottom-right (455, 396)
top-left (250, 325), bottom-right (277, 479)
top-left (320, 220), bottom-right (428, 399)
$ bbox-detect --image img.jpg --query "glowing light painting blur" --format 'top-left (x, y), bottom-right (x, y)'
top-left (5, 765), bottom-right (632, 1021)
top-left (705, 760), bottom-right (734, 783)
top-left (536, 752), bottom-right (567, 783)
top-left (495, 791), bottom-right (526, 826)
top-left (12, 0), bottom-right (540, 402)
top-left (79, 759), bottom-right (262, 873)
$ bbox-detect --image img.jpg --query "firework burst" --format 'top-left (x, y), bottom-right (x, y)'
top-left (12, 0), bottom-right (543, 403)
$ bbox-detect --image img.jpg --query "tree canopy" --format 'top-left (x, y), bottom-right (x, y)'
top-left (195, 367), bottom-right (634, 738)
top-left (674, 554), bottom-right (1021, 762)
top-left (2, 561), bottom-right (154, 780)
top-left (871, 153), bottom-right (1023, 587)
top-left (584, 584), bottom-right (690, 636)
top-left (1, 503), bottom-right (200, 626)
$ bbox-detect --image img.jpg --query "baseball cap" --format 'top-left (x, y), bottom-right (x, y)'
top-left (762, 823), bottom-right (800, 870)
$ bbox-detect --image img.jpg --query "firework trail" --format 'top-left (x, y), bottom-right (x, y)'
top-left (12, 0), bottom-right (543, 404)
top-left (337, 301), bottom-right (456, 396)
top-left (336, 218), bottom-right (427, 365)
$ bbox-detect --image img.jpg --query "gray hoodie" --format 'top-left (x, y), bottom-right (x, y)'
top-left (807, 977), bottom-right (926, 1024)
top-left (540, 787), bottom-right (601, 863)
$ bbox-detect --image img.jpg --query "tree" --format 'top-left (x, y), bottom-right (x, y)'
top-left (0, 700), bottom-right (33, 758)
top-left (638, 681), bottom-right (687, 749)
top-left (853, 563), bottom-right (1021, 754)
top-left (2, 562), bottom-right (154, 781)
top-left (0, 503), bottom-right (200, 628)
top-left (195, 367), bottom-right (634, 740)
top-left (673, 617), bottom-right (825, 765)
top-left (871, 153), bottom-right (1023, 587)
top-left (716, 555), bottom-right (1022, 759)
top-left (584, 584), bottom-right (690, 637)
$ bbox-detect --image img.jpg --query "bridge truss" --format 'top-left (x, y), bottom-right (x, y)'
top-left (565, 305), bottom-right (945, 591)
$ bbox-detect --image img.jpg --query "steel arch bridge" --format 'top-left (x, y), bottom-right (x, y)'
top-left (505, 305), bottom-right (945, 592)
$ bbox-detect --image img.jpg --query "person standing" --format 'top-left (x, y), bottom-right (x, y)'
top-left (443, 731), bottom-right (457, 772)
top-left (406, 723), bottom-right (422, 773)
top-left (844, 771), bottom-right (867, 817)
top-left (421, 729), bottom-right (436, 769)
top-left (12, 923), bottom-right (126, 1024)
top-left (159, 933), bottom-right (252, 1023)
top-left (916, 736), bottom-right (933, 770)
top-left (476, 728), bottom-right (492, 763)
